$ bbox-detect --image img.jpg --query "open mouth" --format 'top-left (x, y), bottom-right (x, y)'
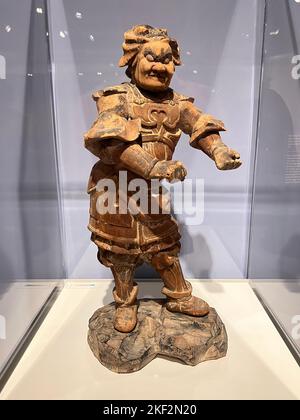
top-left (147, 72), bottom-right (167, 83)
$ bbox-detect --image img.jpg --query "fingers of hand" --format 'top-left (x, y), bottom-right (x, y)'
top-left (176, 167), bottom-right (186, 180)
top-left (216, 149), bottom-right (242, 170)
top-left (218, 159), bottom-right (242, 170)
top-left (177, 163), bottom-right (187, 180)
top-left (229, 149), bottom-right (241, 160)
top-left (167, 162), bottom-right (186, 182)
top-left (233, 159), bottom-right (242, 169)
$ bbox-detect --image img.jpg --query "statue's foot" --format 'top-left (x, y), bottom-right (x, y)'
top-left (166, 295), bottom-right (209, 317)
top-left (114, 305), bottom-right (138, 333)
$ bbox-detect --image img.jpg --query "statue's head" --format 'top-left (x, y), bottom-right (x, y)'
top-left (119, 25), bottom-right (181, 92)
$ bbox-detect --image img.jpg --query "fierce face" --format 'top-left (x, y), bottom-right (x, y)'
top-left (132, 39), bottom-right (175, 92)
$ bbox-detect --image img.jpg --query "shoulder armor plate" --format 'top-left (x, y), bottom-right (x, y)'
top-left (92, 83), bottom-right (131, 101)
top-left (173, 91), bottom-right (194, 103)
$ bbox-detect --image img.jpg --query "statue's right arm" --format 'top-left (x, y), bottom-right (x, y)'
top-left (84, 91), bottom-right (186, 181)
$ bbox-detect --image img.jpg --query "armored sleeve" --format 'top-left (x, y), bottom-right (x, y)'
top-left (178, 98), bottom-right (227, 158)
top-left (179, 99), bottom-right (226, 145)
top-left (84, 85), bottom-right (159, 178)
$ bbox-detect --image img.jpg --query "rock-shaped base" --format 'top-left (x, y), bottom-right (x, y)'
top-left (88, 299), bottom-right (227, 373)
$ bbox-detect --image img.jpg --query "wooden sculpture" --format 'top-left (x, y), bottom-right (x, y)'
top-left (85, 25), bottom-right (241, 372)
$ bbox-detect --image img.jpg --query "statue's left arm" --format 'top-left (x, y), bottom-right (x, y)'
top-left (179, 100), bottom-right (242, 170)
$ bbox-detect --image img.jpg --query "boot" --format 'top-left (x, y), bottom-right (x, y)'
top-left (111, 264), bottom-right (138, 333)
top-left (152, 252), bottom-right (210, 317)
top-left (163, 281), bottom-right (209, 316)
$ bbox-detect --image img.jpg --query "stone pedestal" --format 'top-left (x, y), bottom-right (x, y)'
top-left (88, 299), bottom-right (227, 373)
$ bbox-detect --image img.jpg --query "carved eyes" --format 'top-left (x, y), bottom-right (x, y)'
top-left (146, 54), bottom-right (154, 62)
top-left (145, 54), bottom-right (171, 64)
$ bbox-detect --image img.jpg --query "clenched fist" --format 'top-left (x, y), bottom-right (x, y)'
top-left (213, 146), bottom-right (242, 171)
top-left (149, 160), bottom-right (187, 182)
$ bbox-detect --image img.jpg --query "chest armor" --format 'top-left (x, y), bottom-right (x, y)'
top-left (127, 85), bottom-right (182, 160)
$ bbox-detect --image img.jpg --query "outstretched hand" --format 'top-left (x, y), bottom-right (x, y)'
top-left (149, 160), bottom-right (187, 182)
top-left (213, 147), bottom-right (242, 171)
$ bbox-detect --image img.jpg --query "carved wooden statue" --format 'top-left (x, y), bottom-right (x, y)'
top-left (85, 26), bottom-right (241, 369)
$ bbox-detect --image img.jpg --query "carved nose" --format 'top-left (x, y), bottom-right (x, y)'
top-left (152, 62), bottom-right (166, 72)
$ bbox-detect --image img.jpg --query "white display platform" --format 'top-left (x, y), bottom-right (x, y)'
top-left (252, 280), bottom-right (300, 354)
top-left (1, 280), bottom-right (300, 400)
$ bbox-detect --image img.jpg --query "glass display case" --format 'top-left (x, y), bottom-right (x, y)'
top-left (0, 0), bottom-right (64, 385)
top-left (249, 0), bottom-right (300, 359)
top-left (0, 0), bottom-right (299, 399)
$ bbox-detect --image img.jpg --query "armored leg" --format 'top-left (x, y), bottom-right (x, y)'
top-left (98, 250), bottom-right (139, 333)
top-left (151, 245), bottom-right (209, 316)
